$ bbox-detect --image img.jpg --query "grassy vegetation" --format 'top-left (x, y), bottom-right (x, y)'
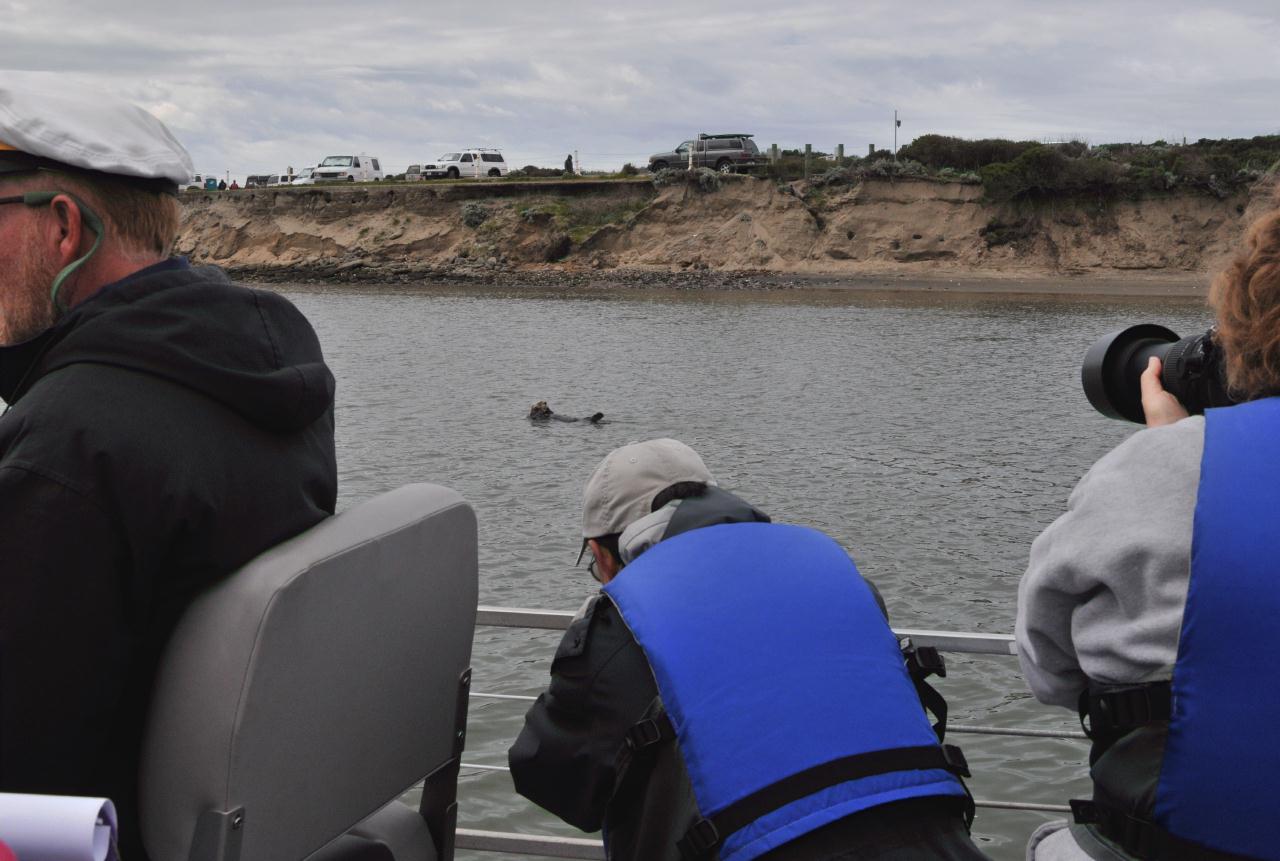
top-left (517, 196), bottom-right (649, 243)
top-left (767, 133), bottom-right (1279, 203)
top-left (908, 134), bottom-right (1278, 202)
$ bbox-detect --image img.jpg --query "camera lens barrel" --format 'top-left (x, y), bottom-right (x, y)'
top-left (1081, 324), bottom-right (1179, 423)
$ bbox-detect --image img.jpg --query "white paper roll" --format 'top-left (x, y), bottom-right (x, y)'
top-left (0, 794), bottom-right (118, 861)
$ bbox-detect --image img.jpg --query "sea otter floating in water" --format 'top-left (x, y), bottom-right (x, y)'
top-left (529, 401), bottom-right (604, 424)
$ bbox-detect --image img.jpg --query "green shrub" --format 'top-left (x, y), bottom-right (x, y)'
top-left (980, 146), bottom-right (1124, 201)
top-left (620, 163), bottom-right (640, 176)
top-left (858, 158), bottom-right (927, 178)
top-left (812, 166), bottom-right (855, 187)
top-left (936, 167), bottom-right (982, 184)
top-left (652, 167), bottom-right (722, 191)
top-left (900, 135), bottom-right (1040, 170)
top-left (461, 202), bottom-right (489, 228)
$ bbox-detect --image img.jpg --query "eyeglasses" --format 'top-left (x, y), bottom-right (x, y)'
top-left (587, 555), bottom-right (603, 584)
top-left (0, 191), bottom-right (58, 209)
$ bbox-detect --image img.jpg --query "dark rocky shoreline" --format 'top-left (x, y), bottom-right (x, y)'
top-left (230, 260), bottom-right (801, 291)
top-left (231, 260), bottom-right (1206, 297)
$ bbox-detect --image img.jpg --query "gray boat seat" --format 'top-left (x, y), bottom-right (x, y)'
top-left (139, 484), bottom-right (478, 861)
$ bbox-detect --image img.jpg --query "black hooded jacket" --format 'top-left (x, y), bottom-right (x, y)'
top-left (0, 261), bottom-right (337, 855)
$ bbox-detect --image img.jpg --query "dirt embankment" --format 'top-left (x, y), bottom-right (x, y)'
top-left (175, 175), bottom-right (1279, 290)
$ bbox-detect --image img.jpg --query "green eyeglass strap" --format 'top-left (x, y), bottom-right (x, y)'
top-left (21, 191), bottom-right (105, 312)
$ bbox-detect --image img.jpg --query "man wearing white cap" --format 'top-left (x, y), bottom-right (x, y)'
top-left (0, 79), bottom-right (337, 857)
top-left (510, 439), bottom-right (988, 861)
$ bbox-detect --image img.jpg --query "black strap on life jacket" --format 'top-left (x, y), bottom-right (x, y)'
top-left (1077, 682), bottom-right (1171, 763)
top-left (1078, 682), bottom-right (1172, 738)
top-left (677, 744), bottom-right (972, 860)
top-left (903, 639), bottom-right (949, 742)
top-left (625, 711), bottom-right (675, 752)
top-left (614, 708), bottom-right (677, 783)
top-left (1070, 799), bottom-right (1263, 861)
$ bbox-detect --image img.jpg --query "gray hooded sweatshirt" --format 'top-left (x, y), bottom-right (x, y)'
top-left (1016, 416), bottom-right (1205, 708)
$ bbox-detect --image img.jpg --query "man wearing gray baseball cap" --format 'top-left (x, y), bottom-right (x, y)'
top-left (0, 78), bottom-right (336, 857)
top-left (510, 439), bottom-right (988, 861)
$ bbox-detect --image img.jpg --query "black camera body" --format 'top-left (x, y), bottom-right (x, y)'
top-left (1082, 325), bottom-right (1234, 423)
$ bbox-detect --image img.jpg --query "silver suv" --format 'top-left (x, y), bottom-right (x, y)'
top-left (648, 133), bottom-right (761, 173)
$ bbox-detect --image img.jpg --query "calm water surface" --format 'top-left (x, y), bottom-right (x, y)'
top-left (282, 282), bottom-right (1206, 861)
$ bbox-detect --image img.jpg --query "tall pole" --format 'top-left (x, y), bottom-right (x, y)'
top-left (893, 110), bottom-right (901, 184)
top-left (893, 110), bottom-right (899, 165)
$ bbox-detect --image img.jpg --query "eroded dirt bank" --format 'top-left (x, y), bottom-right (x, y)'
top-left (175, 175), bottom-right (1279, 293)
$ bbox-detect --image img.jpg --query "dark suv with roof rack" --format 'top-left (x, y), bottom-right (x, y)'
top-left (648, 133), bottom-right (761, 173)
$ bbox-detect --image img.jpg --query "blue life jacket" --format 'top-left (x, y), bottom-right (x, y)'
top-left (1150, 397), bottom-right (1280, 860)
top-left (604, 521), bottom-right (969, 861)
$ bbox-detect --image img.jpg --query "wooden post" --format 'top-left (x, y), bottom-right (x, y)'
top-left (836, 144), bottom-right (844, 162)
top-left (770, 144), bottom-right (779, 164)
top-left (804, 144), bottom-right (811, 180)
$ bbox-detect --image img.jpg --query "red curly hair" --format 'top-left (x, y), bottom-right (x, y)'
top-left (1209, 208), bottom-right (1280, 400)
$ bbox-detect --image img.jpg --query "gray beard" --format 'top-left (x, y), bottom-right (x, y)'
top-left (0, 266), bottom-right (58, 346)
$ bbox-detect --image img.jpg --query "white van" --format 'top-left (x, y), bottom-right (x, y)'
top-left (436, 149), bottom-right (508, 179)
top-left (313, 154), bottom-right (384, 182)
top-left (180, 174), bottom-right (219, 191)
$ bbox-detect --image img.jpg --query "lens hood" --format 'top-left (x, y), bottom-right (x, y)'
top-left (1081, 324), bottom-right (1179, 422)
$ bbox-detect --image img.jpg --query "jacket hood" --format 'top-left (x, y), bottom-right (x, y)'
top-left (618, 486), bottom-right (770, 564)
top-left (0, 263), bottom-right (334, 432)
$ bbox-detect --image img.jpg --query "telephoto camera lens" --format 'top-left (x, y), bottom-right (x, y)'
top-left (1081, 325), bottom-right (1235, 423)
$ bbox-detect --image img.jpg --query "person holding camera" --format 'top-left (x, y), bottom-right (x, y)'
top-left (509, 438), bottom-right (987, 861)
top-left (1016, 209), bottom-right (1280, 861)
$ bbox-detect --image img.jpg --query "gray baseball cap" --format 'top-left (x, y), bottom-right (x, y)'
top-left (580, 439), bottom-right (716, 550)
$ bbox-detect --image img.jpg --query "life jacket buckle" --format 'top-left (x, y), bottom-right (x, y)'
top-left (1083, 683), bottom-right (1171, 740)
top-left (678, 818), bottom-right (721, 859)
top-left (902, 638), bottom-right (947, 678)
top-left (942, 744), bottom-right (971, 778)
top-left (625, 716), bottom-right (670, 751)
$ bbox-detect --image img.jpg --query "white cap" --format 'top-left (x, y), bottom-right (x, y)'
top-left (0, 77), bottom-right (193, 192)
top-left (581, 438), bottom-right (716, 539)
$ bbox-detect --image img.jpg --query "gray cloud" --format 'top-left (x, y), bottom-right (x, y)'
top-left (2, 0), bottom-right (1277, 178)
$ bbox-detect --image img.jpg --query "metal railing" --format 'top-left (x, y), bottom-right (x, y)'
top-left (455, 606), bottom-right (1082, 858)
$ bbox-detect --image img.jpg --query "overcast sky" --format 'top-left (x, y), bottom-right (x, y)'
top-left (3, 0), bottom-right (1277, 178)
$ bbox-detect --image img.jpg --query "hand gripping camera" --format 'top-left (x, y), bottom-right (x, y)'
top-left (1081, 325), bottom-right (1234, 423)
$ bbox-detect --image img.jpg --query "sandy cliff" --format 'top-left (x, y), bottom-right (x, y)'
top-left (175, 174), bottom-right (1278, 286)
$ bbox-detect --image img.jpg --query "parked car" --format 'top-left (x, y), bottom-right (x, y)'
top-left (180, 173), bottom-right (219, 191)
top-left (405, 164), bottom-right (423, 181)
top-left (313, 154), bottom-right (384, 182)
top-left (245, 174), bottom-right (273, 188)
top-left (290, 167), bottom-right (316, 185)
top-left (436, 149), bottom-right (508, 179)
top-left (648, 134), bottom-right (760, 173)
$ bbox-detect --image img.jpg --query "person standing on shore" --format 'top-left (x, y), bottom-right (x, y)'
top-left (564, 153), bottom-right (574, 175)
top-left (0, 79), bottom-right (337, 858)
